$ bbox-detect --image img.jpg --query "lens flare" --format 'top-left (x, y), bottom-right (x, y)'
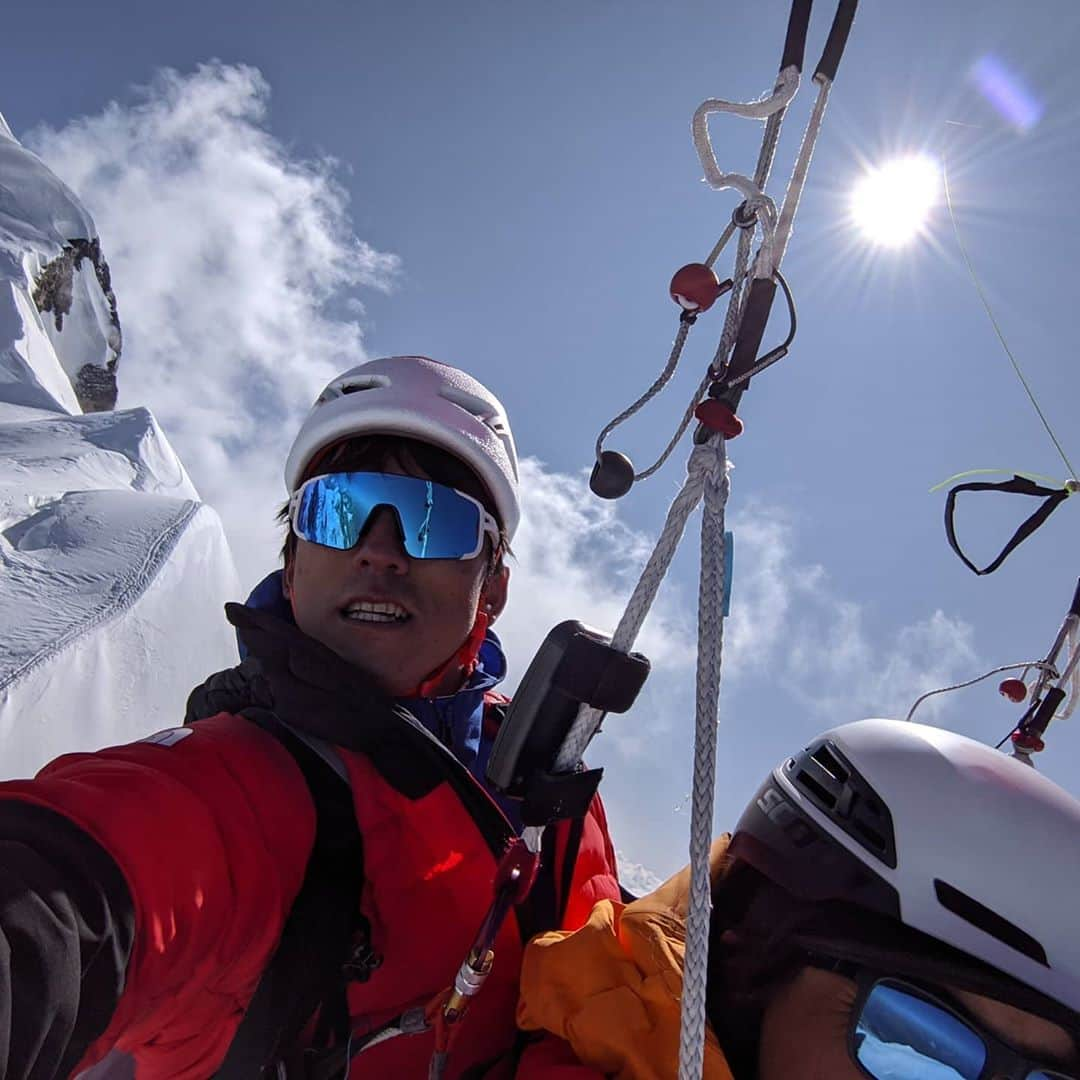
top-left (971, 55), bottom-right (1043, 133)
top-left (850, 155), bottom-right (940, 248)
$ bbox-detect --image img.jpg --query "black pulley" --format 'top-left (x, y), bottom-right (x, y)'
top-left (590, 450), bottom-right (635, 500)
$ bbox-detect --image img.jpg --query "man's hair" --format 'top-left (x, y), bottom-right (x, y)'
top-left (278, 434), bottom-right (510, 570)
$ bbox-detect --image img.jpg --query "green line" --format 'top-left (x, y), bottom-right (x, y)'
top-left (928, 467), bottom-right (1068, 494)
top-left (942, 157), bottom-right (1079, 483)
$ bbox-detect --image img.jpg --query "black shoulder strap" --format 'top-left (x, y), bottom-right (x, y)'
top-left (485, 700), bottom-right (588, 933)
top-left (214, 709), bottom-right (365, 1079)
top-left (944, 475), bottom-right (1072, 576)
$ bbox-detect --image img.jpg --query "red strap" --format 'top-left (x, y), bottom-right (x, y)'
top-left (412, 610), bottom-right (491, 698)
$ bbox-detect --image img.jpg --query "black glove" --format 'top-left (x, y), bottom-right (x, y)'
top-left (184, 657), bottom-right (273, 724)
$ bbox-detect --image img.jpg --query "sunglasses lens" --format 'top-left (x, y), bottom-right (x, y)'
top-left (854, 983), bottom-right (987, 1079)
top-left (397, 476), bottom-right (482, 559)
top-left (293, 473), bottom-right (484, 559)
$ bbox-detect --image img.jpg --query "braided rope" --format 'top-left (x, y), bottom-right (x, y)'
top-left (692, 66), bottom-right (800, 200)
top-left (904, 661), bottom-right (1059, 724)
top-left (554, 445), bottom-right (719, 771)
top-left (677, 439), bottom-right (729, 1080)
top-left (594, 320), bottom-right (694, 463)
top-left (708, 228), bottom-right (755, 377)
top-left (704, 220), bottom-right (738, 271)
top-left (637, 220), bottom-right (758, 483)
top-left (752, 108), bottom-right (787, 194)
top-left (556, 33), bottom-right (837, 1080)
top-left (597, 71), bottom-right (788, 486)
top-left (770, 77), bottom-right (832, 271)
top-left (1060, 620), bottom-right (1080, 720)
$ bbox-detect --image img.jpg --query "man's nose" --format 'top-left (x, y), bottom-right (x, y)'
top-left (351, 507), bottom-right (408, 572)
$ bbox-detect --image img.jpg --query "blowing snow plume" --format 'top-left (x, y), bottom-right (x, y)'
top-left (26, 63), bottom-right (400, 580)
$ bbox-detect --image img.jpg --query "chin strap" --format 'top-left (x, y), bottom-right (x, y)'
top-left (412, 609), bottom-right (491, 698)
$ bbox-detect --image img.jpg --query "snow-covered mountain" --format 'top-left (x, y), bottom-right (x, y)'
top-left (0, 112), bottom-right (239, 778)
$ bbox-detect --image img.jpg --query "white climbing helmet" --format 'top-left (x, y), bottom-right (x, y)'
top-left (731, 718), bottom-right (1080, 1020)
top-left (284, 356), bottom-right (520, 540)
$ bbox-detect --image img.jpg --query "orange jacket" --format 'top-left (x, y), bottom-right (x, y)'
top-left (517, 838), bottom-right (735, 1080)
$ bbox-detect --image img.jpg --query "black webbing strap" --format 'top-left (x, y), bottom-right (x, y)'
top-left (556, 816), bottom-right (586, 926)
top-left (944, 475), bottom-right (1072, 576)
top-left (214, 710), bottom-right (364, 1079)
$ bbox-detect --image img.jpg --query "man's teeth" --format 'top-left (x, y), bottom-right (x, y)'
top-left (343, 601), bottom-right (409, 623)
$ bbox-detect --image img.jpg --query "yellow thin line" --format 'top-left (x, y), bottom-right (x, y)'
top-left (929, 467), bottom-right (1067, 493)
top-left (942, 156), bottom-right (1079, 483)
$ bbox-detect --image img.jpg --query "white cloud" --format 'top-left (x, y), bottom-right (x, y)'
top-left (25, 62), bottom-right (400, 583)
top-left (495, 459), bottom-right (697, 759)
top-left (18, 64), bottom-right (980, 858)
top-left (501, 472), bottom-right (979, 790)
top-left (725, 502), bottom-right (978, 719)
top-left (615, 852), bottom-right (664, 898)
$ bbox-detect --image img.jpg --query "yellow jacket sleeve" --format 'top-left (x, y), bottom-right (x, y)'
top-left (518, 838), bottom-right (735, 1080)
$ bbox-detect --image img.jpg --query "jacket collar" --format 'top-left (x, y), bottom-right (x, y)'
top-left (239, 570), bottom-right (508, 766)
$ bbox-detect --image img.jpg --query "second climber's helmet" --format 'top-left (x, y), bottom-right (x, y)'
top-left (284, 356), bottom-right (520, 540)
top-left (730, 717), bottom-right (1080, 1028)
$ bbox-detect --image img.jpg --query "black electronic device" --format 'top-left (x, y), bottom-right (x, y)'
top-left (486, 621), bottom-right (649, 825)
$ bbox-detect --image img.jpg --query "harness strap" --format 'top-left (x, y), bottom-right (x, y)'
top-left (557, 815), bottom-right (586, 926)
top-left (943, 475), bottom-right (1073, 575)
top-left (213, 709), bottom-right (365, 1080)
top-left (188, 635), bottom-right (582, 1078)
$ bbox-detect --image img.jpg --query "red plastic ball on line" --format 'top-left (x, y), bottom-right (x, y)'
top-left (999, 678), bottom-right (1027, 703)
top-left (695, 400), bottom-right (744, 439)
top-left (670, 263), bottom-right (723, 313)
top-left (1011, 729), bottom-right (1044, 753)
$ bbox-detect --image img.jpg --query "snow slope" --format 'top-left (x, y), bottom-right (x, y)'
top-left (0, 111), bottom-right (239, 777)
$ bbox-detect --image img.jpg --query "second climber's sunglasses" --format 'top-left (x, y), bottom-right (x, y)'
top-left (289, 472), bottom-right (499, 560)
top-left (823, 960), bottom-right (1077, 1080)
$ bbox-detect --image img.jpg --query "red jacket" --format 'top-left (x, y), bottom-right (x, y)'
top-left (0, 607), bottom-right (619, 1078)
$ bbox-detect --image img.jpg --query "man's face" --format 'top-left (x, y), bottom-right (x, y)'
top-left (283, 458), bottom-right (508, 696)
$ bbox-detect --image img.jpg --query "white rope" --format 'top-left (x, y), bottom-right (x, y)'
top-left (634, 368), bottom-right (716, 483)
top-left (904, 661), bottom-right (1059, 724)
top-left (598, 65), bottom-right (790, 486)
top-left (692, 66), bottom-right (800, 198)
top-left (751, 108), bottom-right (787, 196)
top-left (709, 227), bottom-right (755, 377)
top-left (554, 443), bottom-right (720, 771)
top-left (594, 320), bottom-right (695, 465)
top-left (769, 75), bottom-right (833, 273)
top-left (1054, 620), bottom-right (1080, 719)
top-left (704, 220), bottom-right (738, 271)
top-left (677, 439), bottom-right (730, 1080)
top-left (1026, 612), bottom-right (1080, 719)
top-left (554, 28), bottom-right (844, 1080)
top-left (636, 225), bottom-right (755, 483)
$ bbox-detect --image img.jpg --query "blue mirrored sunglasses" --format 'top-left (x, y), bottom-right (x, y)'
top-left (289, 472), bottom-right (500, 561)
top-left (849, 975), bottom-right (1076, 1080)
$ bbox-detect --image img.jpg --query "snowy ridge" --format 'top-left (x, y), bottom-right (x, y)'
top-left (0, 116), bottom-right (239, 777)
top-left (1, 489), bottom-right (201, 691)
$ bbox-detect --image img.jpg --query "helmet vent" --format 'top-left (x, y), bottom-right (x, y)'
top-left (336, 374), bottom-right (391, 396)
top-left (933, 879), bottom-right (1048, 966)
top-left (811, 743), bottom-right (849, 784)
top-left (439, 385), bottom-right (496, 422)
top-left (785, 739), bottom-right (898, 869)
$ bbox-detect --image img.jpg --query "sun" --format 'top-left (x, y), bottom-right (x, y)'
top-left (850, 155), bottom-right (940, 248)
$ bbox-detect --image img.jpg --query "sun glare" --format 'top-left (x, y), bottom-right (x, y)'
top-left (850, 155), bottom-right (940, 248)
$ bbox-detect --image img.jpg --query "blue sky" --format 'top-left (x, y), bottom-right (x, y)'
top-left (4, 0), bottom-right (1080, 877)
